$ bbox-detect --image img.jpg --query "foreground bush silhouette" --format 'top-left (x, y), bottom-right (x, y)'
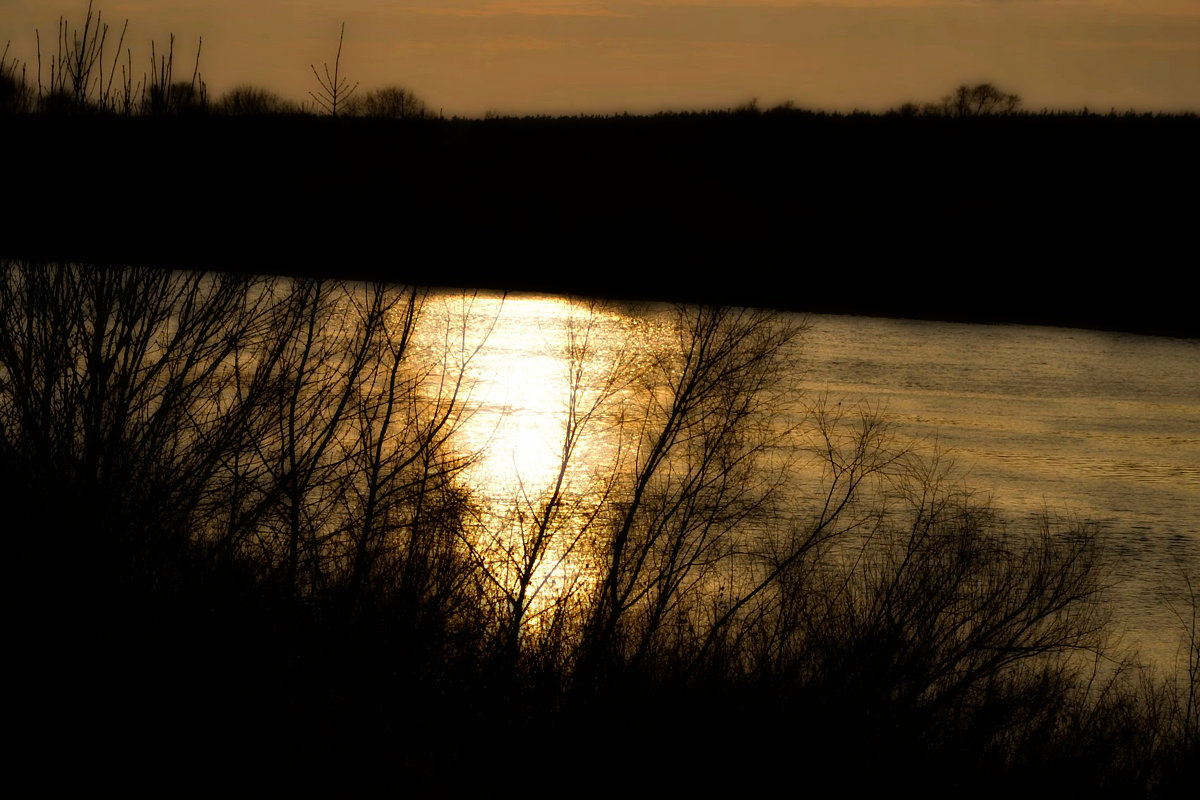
top-left (0, 265), bottom-right (487, 774)
top-left (2, 260), bottom-right (1194, 793)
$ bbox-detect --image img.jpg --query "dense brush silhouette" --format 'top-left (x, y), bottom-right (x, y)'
top-left (2, 260), bottom-right (1195, 794)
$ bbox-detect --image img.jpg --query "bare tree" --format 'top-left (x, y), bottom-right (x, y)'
top-left (571, 305), bottom-right (806, 682)
top-left (469, 301), bottom-right (640, 666)
top-left (0, 264), bottom-right (490, 619)
top-left (942, 82), bottom-right (1022, 117)
top-left (345, 86), bottom-right (430, 120)
top-left (309, 22), bottom-right (358, 117)
top-left (0, 262), bottom-right (281, 603)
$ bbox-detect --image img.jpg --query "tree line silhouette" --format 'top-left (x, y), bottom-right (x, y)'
top-left (5, 3), bottom-right (1196, 122)
top-left (2, 260), bottom-right (1195, 793)
top-left (5, 6), bottom-right (1198, 337)
top-left (0, 3), bottom-right (431, 118)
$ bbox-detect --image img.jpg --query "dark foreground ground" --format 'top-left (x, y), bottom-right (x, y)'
top-left (4, 109), bottom-right (1198, 336)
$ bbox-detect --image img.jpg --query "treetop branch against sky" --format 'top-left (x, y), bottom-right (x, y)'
top-left (3, 1), bottom-right (1198, 115)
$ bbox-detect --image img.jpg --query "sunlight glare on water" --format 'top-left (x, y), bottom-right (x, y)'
top-left (411, 291), bottom-right (660, 626)
top-left (418, 292), bottom-right (635, 504)
top-left (402, 293), bottom-right (1198, 670)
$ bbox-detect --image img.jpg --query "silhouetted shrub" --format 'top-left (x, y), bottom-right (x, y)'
top-left (345, 85), bottom-right (430, 119)
top-left (143, 79), bottom-right (206, 115)
top-left (941, 82), bottom-right (1022, 117)
top-left (217, 84), bottom-right (296, 115)
top-left (0, 44), bottom-right (33, 114)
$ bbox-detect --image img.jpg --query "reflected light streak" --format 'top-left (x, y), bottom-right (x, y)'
top-left (412, 291), bottom-right (647, 630)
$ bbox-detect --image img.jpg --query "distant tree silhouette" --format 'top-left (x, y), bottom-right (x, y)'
top-left (145, 79), bottom-right (206, 115)
top-left (942, 82), bottom-right (1021, 117)
top-left (345, 86), bottom-right (430, 119)
top-left (217, 84), bottom-right (295, 115)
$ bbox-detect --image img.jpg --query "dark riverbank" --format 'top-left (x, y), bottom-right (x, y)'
top-left (4, 110), bottom-right (1197, 336)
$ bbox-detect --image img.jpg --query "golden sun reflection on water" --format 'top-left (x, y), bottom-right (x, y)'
top-left (396, 295), bottom-right (1199, 671)
top-left (456, 329), bottom-right (576, 502)
top-left (423, 293), bottom-right (610, 498)
top-left (412, 291), bottom-right (652, 628)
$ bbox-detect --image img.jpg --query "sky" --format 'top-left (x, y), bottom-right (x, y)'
top-left (3, 1), bottom-right (1199, 116)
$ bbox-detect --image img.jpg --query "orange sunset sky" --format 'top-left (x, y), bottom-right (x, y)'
top-left (3, 1), bottom-right (1198, 116)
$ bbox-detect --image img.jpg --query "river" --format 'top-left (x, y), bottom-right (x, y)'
top-left (416, 291), bottom-right (1200, 673)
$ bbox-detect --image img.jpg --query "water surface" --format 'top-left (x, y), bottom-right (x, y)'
top-left (421, 293), bottom-right (1200, 670)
